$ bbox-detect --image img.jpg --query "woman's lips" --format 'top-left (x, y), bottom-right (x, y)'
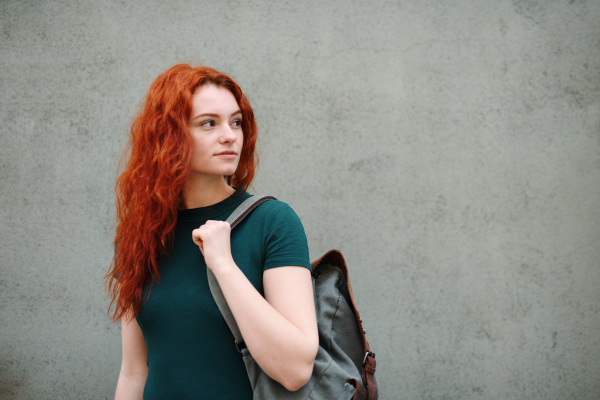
top-left (215, 152), bottom-right (237, 159)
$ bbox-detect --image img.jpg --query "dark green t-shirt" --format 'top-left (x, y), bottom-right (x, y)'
top-left (136, 189), bottom-right (311, 399)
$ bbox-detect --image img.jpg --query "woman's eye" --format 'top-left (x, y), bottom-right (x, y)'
top-left (232, 119), bottom-right (242, 127)
top-left (200, 120), bottom-right (215, 127)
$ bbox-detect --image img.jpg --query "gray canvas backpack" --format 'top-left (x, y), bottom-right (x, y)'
top-left (208, 195), bottom-right (378, 400)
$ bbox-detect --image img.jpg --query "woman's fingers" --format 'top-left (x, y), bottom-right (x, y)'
top-left (193, 221), bottom-right (231, 239)
top-left (191, 229), bottom-right (204, 253)
top-left (191, 221), bottom-right (232, 266)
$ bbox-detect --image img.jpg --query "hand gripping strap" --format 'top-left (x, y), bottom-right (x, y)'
top-left (206, 195), bottom-right (276, 351)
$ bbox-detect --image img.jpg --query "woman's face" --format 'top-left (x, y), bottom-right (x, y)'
top-left (188, 84), bottom-right (244, 180)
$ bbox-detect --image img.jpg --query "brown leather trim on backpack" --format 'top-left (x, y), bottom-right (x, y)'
top-left (363, 355), bottom-right (378, 400)
top-left (311, 249), bottom-right (377, 399)
top-left (348, 378), bottom-right (368, 399)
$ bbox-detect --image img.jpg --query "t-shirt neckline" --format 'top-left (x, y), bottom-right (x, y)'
top-left (178, 187), bottom-right (250, 222)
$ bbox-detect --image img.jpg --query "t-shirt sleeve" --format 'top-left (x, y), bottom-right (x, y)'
top-left (262, 201), bottom-right (312, 271)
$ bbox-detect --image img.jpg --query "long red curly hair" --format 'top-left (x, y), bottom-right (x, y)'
top-left (105, 64), bottom-right (258, 322)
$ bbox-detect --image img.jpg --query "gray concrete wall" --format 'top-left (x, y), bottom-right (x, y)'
top-left (1, 0), bottom-right (599, 399)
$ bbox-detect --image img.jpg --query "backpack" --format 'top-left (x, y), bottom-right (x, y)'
top-left (207, 195), bottom-right (378, 400)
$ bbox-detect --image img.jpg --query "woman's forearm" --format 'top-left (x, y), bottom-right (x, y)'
top-left (212, 262), bottom-right (318, 391)
top-left (115, 371), bottom-right (146, 400)
top-left (117, 316), bottom-right (148, 400)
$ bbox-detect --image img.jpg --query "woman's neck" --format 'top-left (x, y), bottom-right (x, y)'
top-left (182, 174), bottom-right (236, 209)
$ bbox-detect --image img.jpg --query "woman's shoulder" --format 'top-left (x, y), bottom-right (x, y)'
top-left (249, 196), bottom-right (302, 223)
top-left (236, 195), bottom-right (306, 238)
top-left (246, 196), bottom-right (311, 270)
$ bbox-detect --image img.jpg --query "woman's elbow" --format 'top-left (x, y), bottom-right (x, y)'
top-left (281, 362), bottom-right (314, 392)
top-left (281, 343), bottom-right (318, 391)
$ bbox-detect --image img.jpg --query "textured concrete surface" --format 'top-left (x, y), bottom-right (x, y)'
top-left (1, 1), bottom-right (599, 399)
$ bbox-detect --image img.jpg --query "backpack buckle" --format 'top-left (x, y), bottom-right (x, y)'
top-left (235, 340), bottom-right (247, 354)
top-left (362, 351), bottom-right (375, 366)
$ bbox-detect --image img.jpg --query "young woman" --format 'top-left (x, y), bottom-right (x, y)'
top-left (106, 64), bottom-right (319, 400)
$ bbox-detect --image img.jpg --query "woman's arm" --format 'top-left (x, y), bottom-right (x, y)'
top-left (114, 316), bottom-right (148, 400)
top-left (193, 221), bottom-right (319, 391)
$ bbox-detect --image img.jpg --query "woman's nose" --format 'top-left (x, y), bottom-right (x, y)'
top-left (220, 125), bottom-right (237, 143)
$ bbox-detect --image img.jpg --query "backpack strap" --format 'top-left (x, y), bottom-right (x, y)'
top-left (206, 195), bottom-right (276, 352)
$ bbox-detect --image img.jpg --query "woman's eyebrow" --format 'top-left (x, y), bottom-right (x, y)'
top-left (191, 113), bottom-right (218, 121)
top-left (191, 110), bottom-right (242, 121)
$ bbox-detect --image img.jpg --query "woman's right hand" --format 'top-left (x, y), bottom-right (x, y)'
top-left (191, 220), bottom-right (236, 274)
